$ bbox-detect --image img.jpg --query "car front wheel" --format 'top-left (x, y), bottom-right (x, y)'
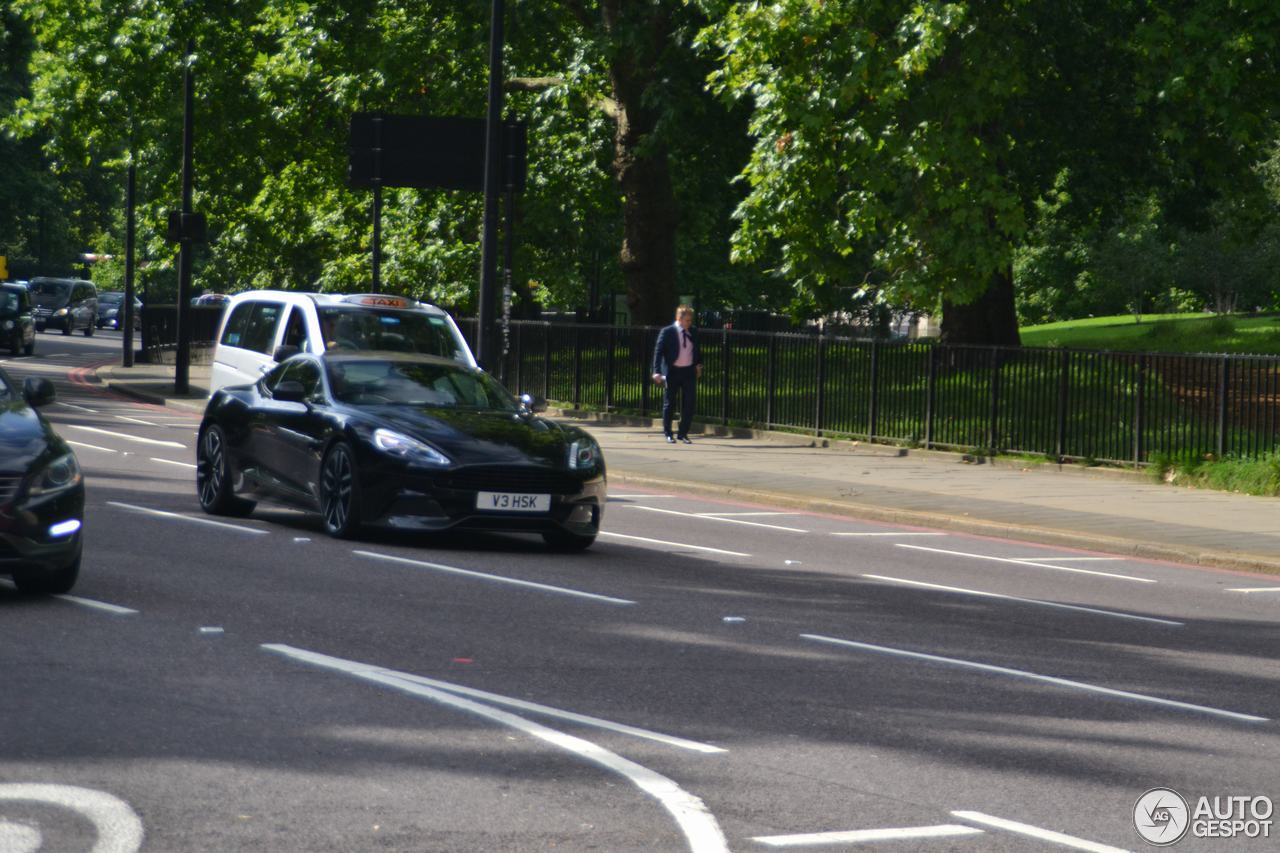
top-left (197, 425), bottom-right (255, 517)
top-left (320, 442), bottom-right (362, 539)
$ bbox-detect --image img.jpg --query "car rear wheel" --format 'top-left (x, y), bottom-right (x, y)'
top-left (542, 528), bottom-right (596, 552)
top-left (83, 323), bottom-right (94, 337)
top-left (23, 336), bottom-right (33, 356)
top-left (197, 425), bottom-right (255, 517)
top-left (61, 320), bottom-right (72, 336)
top-left (320, 442), bottom-right (362, 539)
top-left (13, 555), bottom-right (80, 595)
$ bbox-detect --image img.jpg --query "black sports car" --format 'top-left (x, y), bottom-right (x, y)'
top-left (196, 353), bottom-right (606, 549)
top-left (0, 369), bottom-right (84, 594)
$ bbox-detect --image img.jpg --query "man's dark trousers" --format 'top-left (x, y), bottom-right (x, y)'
top-left (663, 364), bottom-right (697, 439)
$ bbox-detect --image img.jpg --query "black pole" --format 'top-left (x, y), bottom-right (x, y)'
top-left (477, 0), bottom-right (505, 372)
top-left (174, 37), bottom-right (195, 395)
top-left (123, 161), bottom-right (136, 368)
top-left (372, 185), bottom-right (382, 293)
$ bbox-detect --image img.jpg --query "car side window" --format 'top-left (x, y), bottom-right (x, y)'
top-left (221, 302), bottom-right (254, 347)
top-left (236, 302), bottom-right (284, 354)
top-left (280, 307), bottom-right (310, 352)
top-left (269, 360), bottom-right (324, 402)
top-left (261, 361), bottom-right (291, 392)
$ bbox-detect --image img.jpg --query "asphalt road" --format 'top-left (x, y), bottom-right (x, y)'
top-left (1, 332), bottom-right (1278, 852)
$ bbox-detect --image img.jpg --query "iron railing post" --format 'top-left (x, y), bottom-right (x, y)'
top-left (721, 328), bottom-right (731, 426)
top-left (572, 325), bottom-right (583, 408)
top-left (1134, 354), bottom-right (1147, 466)
top-left (604, 325), bottom-right (615, 412)
top-left (765, 333), bottom-right (777, 428)
top-left (1216, 355), bottom-right (1230, 458)
top-left (1055, 348), bottom-right (1070, 460)
top-left (868, 340), bottom-right (881, 440)
top-left (988, 348), bottom-right (1002, 453)
top-left (924, 344), bottom-right (937, 449)
top-left (543, 321), bottom-right (551, 402)
top-left (815, 333), bottom-right (827, 436)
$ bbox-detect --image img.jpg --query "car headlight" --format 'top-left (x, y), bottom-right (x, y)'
top-left (372, 428), bottom-right (450, 467)
top-left (1, 320), bottom-right (12, 330)
top-left (53, 308), bottom-right (68, 317)
top-left (568, 438), bottom-right (600, 470)
top-left (26, 452), bottom-right (82, 498)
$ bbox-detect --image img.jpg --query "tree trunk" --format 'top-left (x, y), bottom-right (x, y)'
top-left (601, 0), bottom-right (678, 328)
top-left (940, 264), bottom-right (1021, 346)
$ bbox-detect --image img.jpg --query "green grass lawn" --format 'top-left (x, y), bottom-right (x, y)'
top-left (1020, 312), bottom-right (1280, 355)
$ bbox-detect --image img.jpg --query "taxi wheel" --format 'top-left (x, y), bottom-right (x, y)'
top-left (197, 425), bottom-right (255, 517)
top-left (13, 555), bottom-right (80, 595)
top-left (83, 323), bottom-right (94, 337)
top-left (320, 442), bottom-right (362, 539)
top-left (542, 528), bottom-right (596, 552)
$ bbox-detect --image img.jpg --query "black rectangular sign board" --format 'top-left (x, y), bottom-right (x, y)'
top-left (348, 113), bottom-right (526, 192)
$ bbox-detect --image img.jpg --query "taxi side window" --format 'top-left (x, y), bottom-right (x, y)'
top-left (241, 303), bottom-right (284, 354)
top-left (280, 307), bottom-right (310, 352)
top-left (220, 303), bottom-right (254, 348)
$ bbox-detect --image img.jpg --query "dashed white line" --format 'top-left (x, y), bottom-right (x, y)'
top-left (68, 425), bottom-right (186, 449)
top-left (599, 531), bottom-right (751, 557)
top-left (149, 457), bottom-right (197, 470)
top-left (264, 644), bottom-right (729, 853)
top-left (754, 825), bottom-right (984, 847)
top-left (862, 574), bottom-right (1183, 626)
top-left (115, 415), bottom-right (161, 427)
top-left (896, 543), bottom-right (1154, 583)
top-left (831, 531), bottom-right (947, 537)
top-left (55, 401), bottom-right (98, 413)
top-left (1227, 586), bottom-right (1280, 594)
top-left (1002, 556), bottom-right (1124, 562)
top-left (353, 550), bottom-right (635, 605)
top-left (951, 811), bottom-right (1128, 853)
top-left (609, 494), bottom-right (676, 498)
top-left (106, 501), bottom-right (267, 535)
top-left (56, 595), bottom-right (139, 615)
top-left (630, 504), bottom-right (808, 533)
top-left (66, 440), bottom-right (118, 454)
top-left (801, 634), bottom-right (1267, 723)
top-left (697, 512), bottom-right (799, 517)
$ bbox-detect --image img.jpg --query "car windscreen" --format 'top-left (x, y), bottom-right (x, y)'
top-left (0, 292), bottom-right (18, 313)
top-left (29, 281), bottom-right (71, 307)
top-left (98, 293), bottom-right (124, 305)
top-left (318, 307), bottom-right (466, 360)
top-left (326, 360), bottom-right (519, 411)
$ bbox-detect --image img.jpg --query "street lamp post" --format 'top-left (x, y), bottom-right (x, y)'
top-left (476, 0), bottom-right (505, 373)
top-left (174, 37), bottom-right (196, 395)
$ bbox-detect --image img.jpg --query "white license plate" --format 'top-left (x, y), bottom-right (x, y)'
top-left (476, 491), bottom-right (550, 512)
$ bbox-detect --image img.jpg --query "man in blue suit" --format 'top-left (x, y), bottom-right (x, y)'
top-left (651, 305), bottom-right (702, 444)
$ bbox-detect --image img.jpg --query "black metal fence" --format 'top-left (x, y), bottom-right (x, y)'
top-left (459, 319), bottom-right (1280, 466)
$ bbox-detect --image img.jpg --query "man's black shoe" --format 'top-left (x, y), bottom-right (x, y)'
top-left (679, 436), bottom-right (692, 444)
top-left (665, 434), bottom-right (676, 444)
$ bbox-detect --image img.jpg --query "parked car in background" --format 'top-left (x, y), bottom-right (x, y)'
top-left (96, 291), bottom-right (143, 330)
top-left (0, 368), bottom-right (84, 593)
top-left (29, 277), bottom-right (98, 336)
top-left (197, 352), bottom-right (603, 549)
top-left (0, 283), bottom-right (36, 355)
top-left (209, 290), bottom-right (476, 394)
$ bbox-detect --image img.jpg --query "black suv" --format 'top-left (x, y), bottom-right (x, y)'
top-left (30, 277), bottom-right (98, 336)
top-left (0, 283), bottom-right (35, 355)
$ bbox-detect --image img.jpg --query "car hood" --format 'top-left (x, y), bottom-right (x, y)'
top-left (0, 402), bottom-right (60, 471)
top-left (353, 405), bottom-right (584, 467)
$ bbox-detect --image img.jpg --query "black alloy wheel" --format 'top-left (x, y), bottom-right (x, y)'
top-left (320, 442), bottom-right (361, 538)
top-left (197, 425), bottom-right (255, 517)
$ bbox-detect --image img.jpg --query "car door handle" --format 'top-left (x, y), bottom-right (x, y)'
top-left (258, 365), bottom-right (271, 374)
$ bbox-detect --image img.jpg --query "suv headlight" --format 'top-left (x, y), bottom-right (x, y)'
top-left (26, 452), bottom-right (82, 498)
top-left (54, 308), bottom-right (68, 317)
top-left (373, 429), bottom-right (450, 467)
top-left (568, 438), bottom-right (600, 470)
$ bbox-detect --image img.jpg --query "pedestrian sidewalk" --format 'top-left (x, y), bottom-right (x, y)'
top-left (97, 359), bottom-right (1280, 576)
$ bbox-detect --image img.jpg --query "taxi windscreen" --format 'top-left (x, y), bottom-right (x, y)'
top-left (318, 307), bottom-right (464, 360)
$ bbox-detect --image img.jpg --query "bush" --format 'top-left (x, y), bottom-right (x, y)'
top-left (1207, 314), bottom-right (1237, 336)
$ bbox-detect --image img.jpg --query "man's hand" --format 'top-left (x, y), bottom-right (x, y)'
top-left (652, 372), bottom-right (665, 385)
top-left (696, 364), bottom-right (704, 379)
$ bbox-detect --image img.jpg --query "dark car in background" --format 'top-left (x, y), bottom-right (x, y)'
top-left (30, 277), bottom-right (98, 336)
top-left (0, 368), bottom-right (84, 594)
top-left (197, 353), bottom-right (605, 549)
top-left (0, 283), bottom-right (36, 355)
top-left (96, 291), bottom-right (143, 330)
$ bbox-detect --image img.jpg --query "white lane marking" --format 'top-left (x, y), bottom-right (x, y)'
top-left (353, 551), bottom-right (635, 605)
top-left (264, 644), bottom-right (729, 853)
top-left (199, 627), bottom-right (225, 634)
top-left (952, 811), bottom-right (1127, 853)
top-left (0, 821), bottom-right (40, 853)
top-left (801, 634), bottom-right (1267, 723)
top-left (1227, 586), bottom-right (1280, 594)
top-left (68, 425), bottom-right (186, 449)
top-left (754, 825), bottom-right (984, 847)
top-left (56, 401), bottom-right (99, 413)
top-left (105, 501), bottom-right (268, 535)
top-left (149, 457), bottom-right (197, 470)
top-left (1002, 556), bottom-right (1124, 562)
top-left (115, 415), bottom-right (161, 427)
top-left (608, 494), bottom-right (676, 498)
top-left (0, 784), bottom-right (144, 853)
top-left (67, 440), bottom-right (118, 454)
top-left (56, 595), bottom-right (139, 615)
top-left (832, 532), bottom-right (947, 537)
top-left (600, 531), bottom-right (751, 557)
top-left (266, 644), bottom-right (722, 753)
top-left (862, 574), bottom-right (1184, 626)
top-left (896, 543), bottom-right (1154, 584)
top-left (630, 504), bottom-right (808, 533)
top-left (697, 512), bottom-right (799, 517)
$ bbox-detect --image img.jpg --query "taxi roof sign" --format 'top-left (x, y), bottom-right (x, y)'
top-left (342, 294), bottom-right (417, 309)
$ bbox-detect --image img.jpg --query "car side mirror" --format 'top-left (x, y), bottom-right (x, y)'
top-left (520, 393), bottom-right (547, 413)
top-left (273, 380), bottom-right (308, 403)
top-left (273, 344), bottom-right (301, 362)
top-left (23, 377), bottom-right (55, 408)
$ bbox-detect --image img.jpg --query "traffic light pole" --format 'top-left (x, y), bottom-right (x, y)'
top-left (174, 37), bottom-right (195, 395)
top-left (123, 161), bottom-right (136, 368)
top-left (477, 0), bottom-right (505, 373)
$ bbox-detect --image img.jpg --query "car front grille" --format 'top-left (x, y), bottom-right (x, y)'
top-left (0, 475), bottom-right (21, 505)
top-left (438, 465), bottom-right (583, 496)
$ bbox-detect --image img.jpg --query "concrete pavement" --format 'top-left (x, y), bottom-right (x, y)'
top-left (96, 358), bottom-right (1280, 576)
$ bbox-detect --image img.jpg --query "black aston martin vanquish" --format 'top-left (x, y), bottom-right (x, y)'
top-left (196, 353), bottom-right (605, 549)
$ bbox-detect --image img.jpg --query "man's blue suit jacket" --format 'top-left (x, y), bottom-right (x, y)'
top-left (652, 323), bottom-right (702, 376)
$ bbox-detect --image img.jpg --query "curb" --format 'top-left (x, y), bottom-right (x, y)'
top-left (96, 365), bottom-right (209, 413)
top-left (607, 470), bottom-right (1280, 578)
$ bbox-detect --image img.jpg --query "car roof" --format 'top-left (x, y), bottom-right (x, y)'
top-left (228, 289), bottom-right (449, 316)
top-left (0, 283), bottom-right (26, 292)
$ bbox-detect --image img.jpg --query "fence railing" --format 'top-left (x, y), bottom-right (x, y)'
top-left (459, 319), bottom-right (1280, 466)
